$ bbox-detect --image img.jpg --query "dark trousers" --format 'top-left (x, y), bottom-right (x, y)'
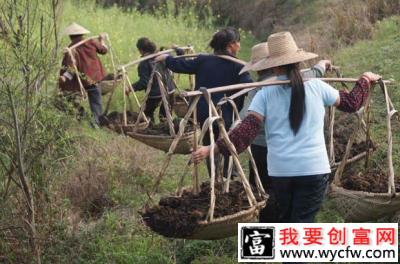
top-left (86, 85), bottom-right (103, 125)
top-left (248, 144), bottom-right (279, 223)
top-left (144, 95), bottom-right (174, 122)
top-left (270, 174), bottom-right (329, 223)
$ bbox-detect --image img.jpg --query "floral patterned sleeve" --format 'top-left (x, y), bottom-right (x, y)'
top-left (216, 114), bottom-right (262, 156)
top-left (337, 77), bottom-right (370, 113)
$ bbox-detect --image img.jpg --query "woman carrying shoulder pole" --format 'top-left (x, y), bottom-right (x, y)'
top-left (192, 31), bottom-right (381, 224)
top-left (155, 27), bottom-right (253, 178)
top-left (128, 37), bottom-right (175, 122)
top-left (239, 41), bottom-right (333, 223)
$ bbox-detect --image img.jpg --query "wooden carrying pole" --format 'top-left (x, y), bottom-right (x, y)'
top-left (182, 78), bottom-right (392, 98)
top-left (174, 53), bottom-right (246, 65)
top-left (119, 46), bottom-right (193, 69)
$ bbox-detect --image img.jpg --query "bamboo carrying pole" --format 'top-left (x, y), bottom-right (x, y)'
top-left (119, 46), bottom-right (193, 69)
top-left (182, 78), bottom-right (392, 98)
top-left (174, 53), bottom-right (246, 66)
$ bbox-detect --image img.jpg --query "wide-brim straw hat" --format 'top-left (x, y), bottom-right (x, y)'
top-left (63, 22), bottom-right (90, 36)
top-left (252, 31), bottom-right (318, 71)
top-left (239, 42), bottom-right (269, 75)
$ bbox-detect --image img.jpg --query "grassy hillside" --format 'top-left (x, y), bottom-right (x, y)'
top-left (333, 16), bottom-right (400, 172)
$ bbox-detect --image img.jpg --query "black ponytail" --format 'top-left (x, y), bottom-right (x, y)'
top-left (286, 63), bottom-right (305, 135)
top-left (209, 27), bottom-right (240, 53)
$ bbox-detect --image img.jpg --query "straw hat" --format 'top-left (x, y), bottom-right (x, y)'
top-left (252, 31), bottom-right (318, 71)
top-left (239, 42), bottom-right (269, 74)
top-left (63, 23), bottom-right (90, 36)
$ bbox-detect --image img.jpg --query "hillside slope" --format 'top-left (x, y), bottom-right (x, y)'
top-left (333, 16), bottom-right (400, 170)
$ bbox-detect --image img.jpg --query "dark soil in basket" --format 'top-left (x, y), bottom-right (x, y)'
top-left (100, 111), bottom-right (142, 129)
top-left (341, 167), bottom-right (400, 193)
top-left (136, 118), bottom-right (195, 136)
top-left (140, 181), bottom-right (265, 238)
top-left (325, 113), bottom-right (374, 161)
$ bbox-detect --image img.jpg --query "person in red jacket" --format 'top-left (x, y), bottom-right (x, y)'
top-left (59, 22), bottom-right (107, 126)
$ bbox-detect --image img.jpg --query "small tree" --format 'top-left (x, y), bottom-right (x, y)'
top-left (0, 0), bottom-right (68, 263)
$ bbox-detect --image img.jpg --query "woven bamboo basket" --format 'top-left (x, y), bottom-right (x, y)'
top-left (126, 128), bottom-right (200, 154)
top-left (173, 97), bottom-right (189, 118)
top-left (98, 78), bottom-right (122, 95)
top-left (186, 200), bottom-right (266, 240)
top-left (328, 80), bottom-right (399, 221)
top-left (329, 184), bottom-right (400, 222)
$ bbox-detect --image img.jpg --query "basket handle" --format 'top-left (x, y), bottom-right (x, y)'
top-left (155, 72), bottom-right (176, 136)
top-left (148, 95), bottom-right (201, 199)
top-left (220, 97), bottom-right (267, 198)
top-left (133, 67), bottom-right (157, 131)
top-left (379, 80), bottom-right (396, 194)
top-left (333, 84), bottom-right (375, 185)
top-left (199, 88), bottom-right (258, 222)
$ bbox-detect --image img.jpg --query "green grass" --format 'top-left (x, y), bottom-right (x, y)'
top-left (333, 16), bottom-right (400, 173)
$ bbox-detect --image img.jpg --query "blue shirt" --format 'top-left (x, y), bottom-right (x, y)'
top-left (240, 65), bottom-right (325, 147)
top-left (166, 54), bottom-right (252, 127)
top-left (248, 76), bottom-right (339, 177)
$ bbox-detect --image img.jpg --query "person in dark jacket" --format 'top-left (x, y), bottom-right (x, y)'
top-left (129, 37), bottom-right (175, 122)
top-left (155, 27), bottom-right (253, 178)
top-left (59, 23), bottom-right (107, 127)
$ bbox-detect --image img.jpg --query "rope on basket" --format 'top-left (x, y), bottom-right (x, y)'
top-left (379, 80), bottom-right (397, 194)
top-left (333, 84), bottom-right (375, 186)
top-left (147, 95), bottom-right (201, 200)
top-left (132, 66), bottom-right (157, 131)
top-left (120, 66), bottom-right (148, 126)
top-left (199, 88), bottom-right (259, 223)
top-left (333, 79), bottom-right (398, 196)
top-left (221, 97), bottom-right (267, 199)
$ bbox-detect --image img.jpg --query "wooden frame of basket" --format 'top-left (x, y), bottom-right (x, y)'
top-left (117, 46), bottom-right (194, 128)
top-left (332, 80), bottom-right (398, 195)
top-left (326, 67), bottom-right (375, 170)
top-left (147, 87), bottom-right (267, 224)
